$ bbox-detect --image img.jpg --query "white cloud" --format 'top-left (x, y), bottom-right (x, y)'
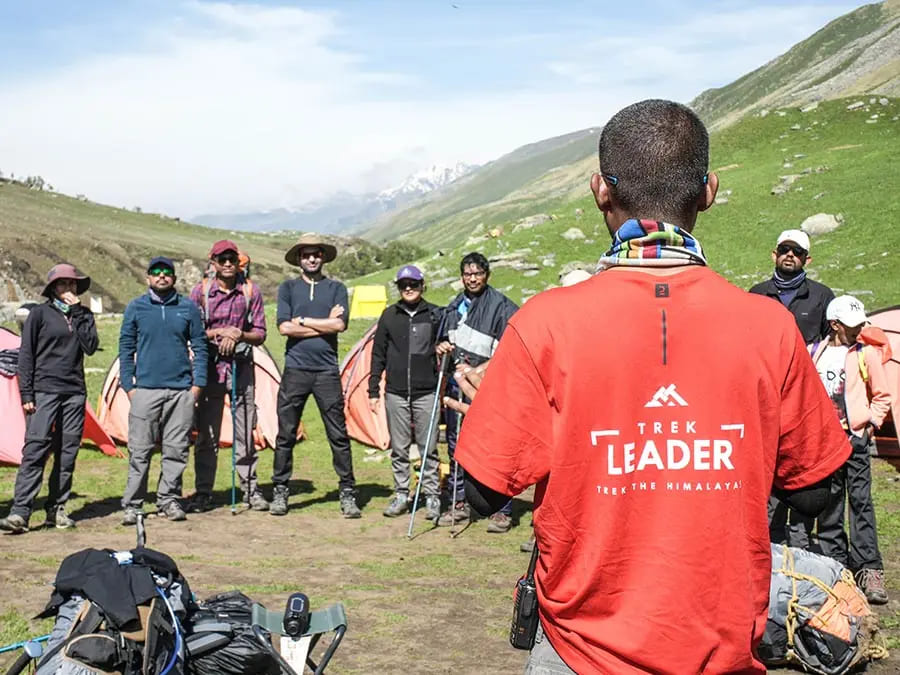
top-left (0, 1), bottom-right (862, 217)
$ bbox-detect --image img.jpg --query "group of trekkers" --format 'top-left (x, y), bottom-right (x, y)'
top-left (0, 235), bottom-right (523, 534)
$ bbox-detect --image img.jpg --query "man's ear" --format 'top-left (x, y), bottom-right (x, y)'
top-left (697, 172), bottom-right (718, 212)
top-left (804, 255), bottom-right (813, 267)
top-left (771, 251), bottom-right (778, 265)
top-left (590, 172), bottom-right (612, 213)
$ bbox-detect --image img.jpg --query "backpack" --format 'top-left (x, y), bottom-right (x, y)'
top-left (759, 544), bottom-right (887, 674)
top-left (35, 548), bottom-right (194, 675)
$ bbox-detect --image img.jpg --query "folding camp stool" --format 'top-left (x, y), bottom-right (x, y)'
top-left (250, 602), bottom-right (347, 675)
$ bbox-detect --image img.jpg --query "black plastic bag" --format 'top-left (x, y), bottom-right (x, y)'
top-left (186, 591), bottom-right (280, 675)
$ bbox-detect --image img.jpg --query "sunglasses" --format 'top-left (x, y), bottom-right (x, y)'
top-left (215, 253), bottom-right (239, 265)
top-left (299, 249), bottom-right (323, 259)
top-left (148, 267), bottom-right (174, 277)
top-left (462, 270), bottom-right (486, 279)
top-left (397, 281), bottom-right (422, 291)
top-left (776, 244), bottom-right (807, 257)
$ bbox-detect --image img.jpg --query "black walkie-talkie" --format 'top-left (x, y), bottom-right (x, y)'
top-left (510, 544), bottom-right (540, 650)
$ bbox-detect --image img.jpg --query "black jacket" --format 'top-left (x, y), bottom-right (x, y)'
top-left (18, 301), bottom-right (99, 403)
top-left (441, 285), bottom-right (518, 366)
top-left (368, 300), bottom-right (442, 399)
top-left (749, 276), bottom-right (834, 343)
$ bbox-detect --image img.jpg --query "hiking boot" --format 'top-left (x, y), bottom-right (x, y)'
top-left (270, 487), bottom-right (289, 516)
top-left (121, 507), bottom-right (141, 526)
top-left (339, 489), bottom-right (362, 519)
top-left (247, 491), bottom-right (270, 512)
top-left (437, 501), bottom-right (470, 526)
top-left (159, 501), bottom-right (187, 522)
top-left (0, 513), bottom-right (28, 534)
top-left (425, 495), bottom-right (441, 522)
top-left (187, 493), bottom-right (215, 513)
top-left (487, 512), bottom-right (512, 533)
top-left (47, 505), bottom-right (75, 530)
top-left (857, 568), bottom-right (889, 605)
top-left (383, 493), bottom-right (409, 518)
top-left (520, 533), bottom-right (536, 553)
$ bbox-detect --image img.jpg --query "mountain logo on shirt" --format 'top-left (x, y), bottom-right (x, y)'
top-left (644, 384), bottom-right (688, 408)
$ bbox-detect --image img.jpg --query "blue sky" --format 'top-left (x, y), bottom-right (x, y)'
top-left (0, 0), bottom-right (866, 216)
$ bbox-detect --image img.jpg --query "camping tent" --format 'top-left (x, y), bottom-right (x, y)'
top-left (0, 327), bottom-right (120, 466)
top-left (349, 285), bottom-right (388, 320)
top-left (869, 306), bottom-right (900, 458)
top-left (97, 345), bottom-right (302, 449)
top-left (340, 323), bottom-right (390, 450)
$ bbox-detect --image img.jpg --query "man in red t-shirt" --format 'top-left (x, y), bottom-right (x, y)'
top-left (454, 99), bottom-right (850, 674)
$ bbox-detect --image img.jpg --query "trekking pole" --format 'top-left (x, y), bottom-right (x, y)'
top-left (231, 360), bottom-right (238, 516)
top-left (407, 353), bottom-right (449, 539)
top-left (135, 511), bottom-right (146, 548)
top-left (449, 383), bottom-right (465, 539)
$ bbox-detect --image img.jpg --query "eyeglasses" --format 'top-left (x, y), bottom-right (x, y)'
top-left (299, 249), bottom-right (323, 260)
top-left (461, 270), bottom-right (487, 279)
top-left (776, 244), bottom-right (808, 257)
top-left (215, 253), bottom-right (238, 265)
top-left (397, 281), bottom-right (422, 291)
top-left (148, 267), bottom-right (174, 277)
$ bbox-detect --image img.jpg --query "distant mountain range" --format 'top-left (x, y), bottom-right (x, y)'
top-left (193, 162), bottom-right (477, 234)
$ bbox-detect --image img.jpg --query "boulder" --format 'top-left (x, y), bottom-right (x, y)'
top-left (800, 102), bottom-right (818, 113)
top-left (879, 98), bottom-right (889, 106)
top-left (560, 261), bottom-right (592, 276)
top-left (800, 213), bottom-right (844, 236)
top-left (512, 214), bottom-right (551, 233)
top-left (562, 228), bottom-right (585, 241)
top-left (846, 101), bottom-right (865, 111)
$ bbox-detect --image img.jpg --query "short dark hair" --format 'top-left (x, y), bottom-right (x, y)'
top-left (598, 99), bottom-right (709, 223)
top-left (460, 252), bottom-right (490, 275)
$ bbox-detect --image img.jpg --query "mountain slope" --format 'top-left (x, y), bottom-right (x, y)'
top-left (354, 97), bottom-right (900, 312)
top-left (360, 1), bottom-right (899, 249)
top-left (692, 0), bottom-right (900, 129)
top-left (361, 127), bottom-right (600, 244)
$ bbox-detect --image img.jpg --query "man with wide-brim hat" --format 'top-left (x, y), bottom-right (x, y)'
top-left (271, 233), bottom-right (360, 518)
top-left (284, 233), bottom-right (338, 266)
top-left (0, 263), bottom-right (99, 535)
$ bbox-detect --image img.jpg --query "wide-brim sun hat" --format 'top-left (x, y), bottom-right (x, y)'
top-left (284, 233), bottom-right (338, 266)
top-left (41, 263), bottom-right (91, 297)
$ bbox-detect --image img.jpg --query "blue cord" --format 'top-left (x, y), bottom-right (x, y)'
top-left (155, 587), bottom-right (183, 675)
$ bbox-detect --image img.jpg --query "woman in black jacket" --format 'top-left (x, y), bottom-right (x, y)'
top-left (0, 263), bottom-right (98, 534)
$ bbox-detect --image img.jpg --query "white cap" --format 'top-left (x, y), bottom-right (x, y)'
top-left (826, 295), bottom-right (868, 327)
top-left (776, 229), bottom-right (811, 252)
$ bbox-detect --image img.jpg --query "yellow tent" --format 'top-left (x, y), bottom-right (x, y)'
top-left (349, 285), bottom-right (388, 319)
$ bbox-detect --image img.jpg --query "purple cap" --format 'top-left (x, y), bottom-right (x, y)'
top-left (395, 265), bottom-right (424, 282)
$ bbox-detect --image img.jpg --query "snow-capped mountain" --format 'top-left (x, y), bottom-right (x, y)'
top-left (193, 162), bottom-right (478, 234)
top-left (377, 162), bottom-right (476, 202)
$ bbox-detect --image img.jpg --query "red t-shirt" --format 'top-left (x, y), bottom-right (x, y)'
top-left (455, 266), bottom-right (850, 674)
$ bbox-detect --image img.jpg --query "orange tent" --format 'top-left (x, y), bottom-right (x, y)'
top-left (97, 345), bottom-right (301, 449)
top-left (869, 306), bottom-right (900, 458)
top-left (0, 327), bottom-right (120, 466)
top-left (340, 323), bottom-right (390, 450)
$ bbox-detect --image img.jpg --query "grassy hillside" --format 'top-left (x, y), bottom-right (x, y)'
top-left (692, 0), bottom-right (900, 129)
top-left (361, 1), bottom-right (900, 248)
top-left (353, 98), bottom-right (900, 311)
top-left (0, 186), bottom-right (387, 311)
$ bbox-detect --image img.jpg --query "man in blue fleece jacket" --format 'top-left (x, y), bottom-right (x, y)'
top-left (119, 256), bottom-right (207, 524)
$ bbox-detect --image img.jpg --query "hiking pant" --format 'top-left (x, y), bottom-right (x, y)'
top-left (768, 495), bottom-right (813, 548)
top-left (523, 622), bottom-right (576, 674)
top-left (273, 367), bottom-right (355, 492)
top-left (122, 388), bottom-right (194, 510)
top-left (385, 391), bottom-right (440, 497)
top-left (817, 433), bottom-right (883, 571)
top-left (444, 378), bottom-right (512, 516)
top-left (10, 392), bottom-right (85, 521)
top-left (194, 362), bottom-right (260, 498)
